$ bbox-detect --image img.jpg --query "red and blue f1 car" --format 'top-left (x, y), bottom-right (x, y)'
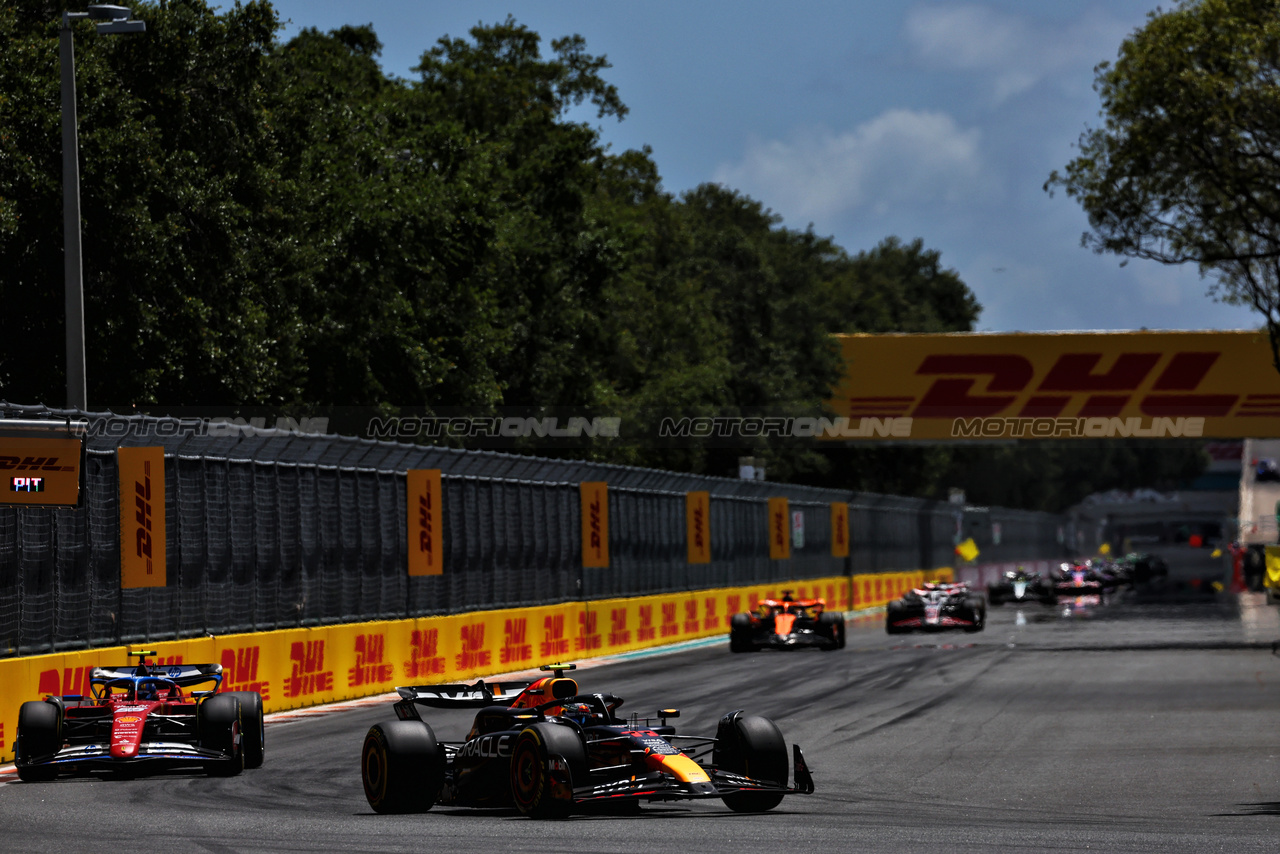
top-left (14, 650), bottom-right (264, 780)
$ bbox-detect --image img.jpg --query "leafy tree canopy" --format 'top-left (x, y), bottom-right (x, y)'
top-left (1046, 0), bottom-right (1280, 367)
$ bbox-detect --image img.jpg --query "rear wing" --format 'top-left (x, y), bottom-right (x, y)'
top-left (396, 679), bottom-right (534, 708)
top-left (91, 663), bottom-right (223, 687)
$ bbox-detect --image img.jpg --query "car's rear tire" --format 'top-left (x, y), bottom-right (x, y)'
top-left (223, 691), bottom-right (265, 769)
top-left (15, 701), bottom-right (61, 782)
top-left (818, 612), bottom-right (845, 650)
top-left (362, 720), bottom-right (444, 814)
top-left (510, 723), bottom-right (587, 819)
top-left (729, 613), bottom-right (756, 653)
top-left (714, 713), bottom-right (788, 813)
top-left (198, 694), bottom-right (244, 777)
top-left (885, 601), bottom-right (906, 634)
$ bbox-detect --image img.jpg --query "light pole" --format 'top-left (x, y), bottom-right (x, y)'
top-left (60, 4), bottom-right (145, 411)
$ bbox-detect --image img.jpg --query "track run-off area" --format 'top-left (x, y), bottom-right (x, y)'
top-left (3, 584), bottom-right (1280, 853)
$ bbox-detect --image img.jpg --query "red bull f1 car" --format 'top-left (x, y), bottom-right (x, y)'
top-left (728, 591), bottom-right (846, 652)
top-left (14, 650), bottom-right (264, 781)
top-left (885, 581), bottom-right (986, 634)
top-left (361, 663), bottom-right (815, 818)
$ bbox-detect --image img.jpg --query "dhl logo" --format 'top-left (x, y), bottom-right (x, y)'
top-left (702, 597), bottom-right (719, 631)
top-left (576, 611), bottom-right (602, 652)
top-left (541, 614), bottom-right (569, 657)
top-left (660, 603), bottom-right (679, 638)
top-left (456, 623), bottom-right (492, 671)
top-left (285, 640), bottom-right (333, 698)
top-left (38, 666), bottom-right (93, 698)
top-left (0, 456), bottom-right (73, 471)
top-left (417, 493), bottom-right (433, 557)
top-left (608, 608), bottom-right (631, 647)
top-left (349, 633), bottom-right (394, 687)
top-left (134, 461), bottom-right (154, 574)
top-left (405, 628), bottom-right (446, 678)
top-left (221, 646), bottom-right (271, 698)
top-left (637, 605), bottom-right (656, 642)
top-left (683, 599), bottom-right (699, 634)
top-left (898, 351), bottom-right (1240, 419)
top-left (501, 618), bottom-right (532, 665)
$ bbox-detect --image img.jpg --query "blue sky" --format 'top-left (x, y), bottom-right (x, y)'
top-left (263, 0), bottom-right (1262, 334)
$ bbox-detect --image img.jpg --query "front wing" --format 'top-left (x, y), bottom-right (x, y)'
top-left (571, 744), bottom-right (815, 805)
top-left (21, 740), bottom-right (232, 773)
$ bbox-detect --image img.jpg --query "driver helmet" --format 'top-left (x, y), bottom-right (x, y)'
top-left (561, 702), bottom-right (596, 726)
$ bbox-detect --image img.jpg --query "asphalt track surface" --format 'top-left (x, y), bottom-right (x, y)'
top-left (5, 585), bottom-right (1280, 852)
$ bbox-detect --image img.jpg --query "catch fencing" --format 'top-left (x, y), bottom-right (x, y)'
top-left (0, 405), bottom-right (1069, 656)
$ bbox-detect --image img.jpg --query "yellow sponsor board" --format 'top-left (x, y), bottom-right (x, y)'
top-left (767, 498), bottom-right (790, 559)
top-left (0, 437), bottom-right (82, 506)
top-left (118, 446), bottom-right (166, 588)
top-left (0, 570), bottom-right (932, 762)
top-left (406, 469), bottom-right (444, 576)
top-left (580, 482), bottom-right (609, 568)
top-left (686, 491), bottom-right (711, 564)
top-left (830, 502), bottom-right (849, 558)
top-left (827, 330), bottom-right (1280, 440)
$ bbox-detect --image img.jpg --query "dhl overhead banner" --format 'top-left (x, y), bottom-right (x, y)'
top-left (827, 330), bottom-right (1280, 440)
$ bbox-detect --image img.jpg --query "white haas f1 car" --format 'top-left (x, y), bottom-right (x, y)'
top-left (885, 581), bottom-right (986, 634)
top-left (361, 663), bottom-right (814, 818)
top-left (14, 650), bottom-right (264, 780)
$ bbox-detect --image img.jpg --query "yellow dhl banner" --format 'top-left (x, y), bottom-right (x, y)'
top-left (580, 482), bottom-right (609, 568)
top-left (117, 446), bottom-right (165, 589)
top-left (768, 497), bottom-right (790, 559)
top-left (0, 569), bottom-right (939, 763)
top-left (686, 491), bottom-right (711, 564)
top-left (828, 330), bottom-right (1280, 440)
top-left (0, 436), bottom-right (82, 506)
top-left (406, 469), bottom-right (443, 576)
top-left (830, 502), bottom-right (849, 558)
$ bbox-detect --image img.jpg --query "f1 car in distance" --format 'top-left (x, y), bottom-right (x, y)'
top-left (729, 591), bottom-right (845, 652)
top-left (885, 581), bottom-right (986, 634)
top-left (360, 663), bottom-right (815, 818)
top-left (987, 566), bottom-right (1055, 606)
top-left (1053, 561), bottom-right (1107, 599)
top-left (1114, 552), bottom-right (1169, 584)
top-left (14, 649), bottom-right (264, 781)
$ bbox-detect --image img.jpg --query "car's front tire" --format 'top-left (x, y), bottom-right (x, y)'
top-left (509, 723), bottom-right (587, 819)
top-left (198, 694), bottom-right (244, 777)
top-left (15, 701), bottom-right (61, 782)
top-left (714, 712), bottom-right (788, 813)
top-left (223, 691), bottom-right (265, 769)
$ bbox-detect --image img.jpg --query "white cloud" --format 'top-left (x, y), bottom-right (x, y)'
top-left (713, 109), bottom-right (983, 224)
top-left (904, 3), bottom-right (1137, 103)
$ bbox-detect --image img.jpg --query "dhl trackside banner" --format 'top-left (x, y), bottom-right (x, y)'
top-left (118, 446), bottom-right (165, 588)
top-left (407, 469), bottom-right (443, 576)
top-left (581, 482), bottom-right (609, 568)
top-left (827, 330), bottom-right (1280, 440)
top-left (686, 491), bottom-right (711, 564)
top-left (0, 569), bottom-right (942, 763)
top-left (0, 436), bottom-right (82, 506)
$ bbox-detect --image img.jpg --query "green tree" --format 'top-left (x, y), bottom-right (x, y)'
top-left (1046, 0), bottom-right (1280, 369)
